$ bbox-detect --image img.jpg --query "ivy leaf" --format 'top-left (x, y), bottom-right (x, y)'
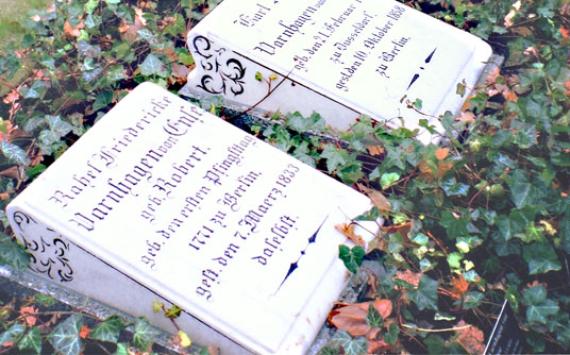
top-left (522, 242), bottom-right (561, 275)
top-left (331, 331), bottom-right (367, 355)
top-left (0, 232), bottom-right (30, 270)
top-left (447, 252), bottom-right (463, 269)
top-left (339, 245), bottom-right (365, 274)
top-left (0, 322), bottom-right (25, 345)
top-left (115, 343), bottom-right (129, 355)
top-left (367, 303), bottom-right (383, 329)
top-left (526, 299), bottom-right (559, 324)
top-left (507, 171), bottom-right (533, 208)
top-left (18, 327), bottom-right (41, 354)
top-left (133, 318), bottom-right (159, 351)
top-left (0, 141), bottom-right (30, 165)
top-left (523, 285), bottom-right (547, 305)
top-left (380, 173), bottom-right (400, 190)
top-left (408, 276), bottom-right (438, 311)
top-left (560, 215), bottom-right (570, 254)
top-left (90, 316), bottom-right (123, 343)
top-left (48, 314), bottom-right (83, 355)
top-left (384, 323), bottom-right (400, 345)
top-left (140, 54), bottom-right (167, 77)
top-left (321, 145), bottom-right (348, 173)
top-left (441, 177), bottom-right (470, 197)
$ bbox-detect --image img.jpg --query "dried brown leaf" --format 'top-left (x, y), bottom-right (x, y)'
top-left (357, 183), bottom-right (391, 213)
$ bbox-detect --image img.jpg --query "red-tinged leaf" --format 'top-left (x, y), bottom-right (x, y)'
top-left (19, 306), bottom-right (38, 327)
top-left (2, 341), bottom-right (14, 348)
top-left (79, 325), bottom-right (90, 339)
top-left (372, 299), bottom-right (393, 320)
top-left (368, 339), bottom-right (391, 353)
top-left (455, 321), bottom-right (485, 355)
top-left (485, 67), bottom-right (500, 85)
top-left (330, 303), bottom-right (370, 336)
top-left (3, 90), bottom-right (20, 105)
top-left (502, 89), bottom-right (518, 102)
top-left (560, 27), bottom-right (570, 39)
top-left (395, 270), bottom-right (421, 288)
top-left (330, 299), bottom-right (393, 337)
top-left (564, 80), bottom-right (570, 97)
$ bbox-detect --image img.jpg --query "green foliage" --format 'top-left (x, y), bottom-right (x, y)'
top-left (48, 314), bottom-right (82, 355)
top-left (133, 317), bottom-right (160, 351)
top-left (19, 327), bottom-right (42, 353)
top-left (339, 245), bottom-right (365, 274)
top-left (0, 0), bottom-right (567, 353)
top-left (90, 316), bottom-right (123, 343)
top-left (262, 1), bottom-right (570, 352)
top-left (330, 331), bottom-right (367, 355)
top-left (0, 232), bottom-right (30, 269)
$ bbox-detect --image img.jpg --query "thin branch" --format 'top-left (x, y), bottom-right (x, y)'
top-left (402, 323), bottom-right (472, 333)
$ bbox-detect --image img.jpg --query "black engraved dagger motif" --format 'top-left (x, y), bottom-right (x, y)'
top-left (275, 215), bottom-right (330, 292)
top-left (406, 48), bottom-right (437, 91)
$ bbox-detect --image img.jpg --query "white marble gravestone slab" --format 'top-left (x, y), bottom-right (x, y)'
top-left (7, 83), bottom-right (372, 354)
top-left (181, 0), bottom-right (493, 142)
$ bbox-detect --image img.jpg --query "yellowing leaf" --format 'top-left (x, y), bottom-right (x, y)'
top-left (152, 301), bottom-right (163, 313)
top-left (539, 220), bottom-right (557, 236)
top-left (177, 330), bottom-right (191, 348)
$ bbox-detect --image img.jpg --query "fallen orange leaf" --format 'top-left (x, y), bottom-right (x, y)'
top-left (435, 147), bottom-right (449, 161)
top-left (63, 20), bottom-right (84, 37)
top-left (450, 275), bottom-right (469, 299)
top-left (335, 223), bottom-right (365, 246)
top-left (367, 145), bottom-right (385, 156)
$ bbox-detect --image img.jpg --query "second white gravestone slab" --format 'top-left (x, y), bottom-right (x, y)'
top-left (7, 83), bottom-right (372, 354)
top-left (182, 0), bottom-right (493, 142)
